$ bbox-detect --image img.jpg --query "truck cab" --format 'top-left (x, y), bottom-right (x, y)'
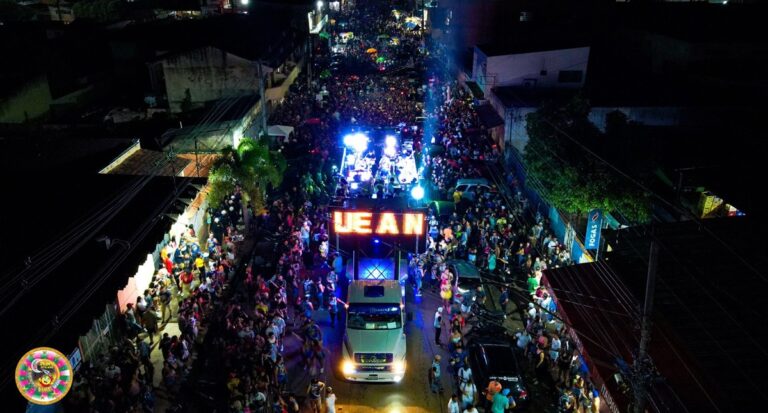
top-left (341, 280), bottom-right (407, 382)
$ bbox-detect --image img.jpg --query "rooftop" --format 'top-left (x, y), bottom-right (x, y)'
top-left (110, 12), bottom-right (304, 69)
top-left (547, 217), bottom-right (768, 411)
top-left (615, 3), bottom-right (768, 43)
top-left (476, 26), bottom-right (589, 57)
top-left (0, 174), bottom-right (203, 406)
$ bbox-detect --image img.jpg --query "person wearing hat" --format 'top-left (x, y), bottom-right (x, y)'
top-left (489, 385), bottom-right (510, 413)
top-left (434, 306), bottom-right (444, 346)
top-left (325, 386), bottom-right (337, 413)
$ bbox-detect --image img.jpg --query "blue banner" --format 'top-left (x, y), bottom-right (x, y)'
top-left (585, 209), bottom-right (603, 250)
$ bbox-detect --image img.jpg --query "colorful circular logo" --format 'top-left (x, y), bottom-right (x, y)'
top-left (15, 347), bottom-right (73, 405)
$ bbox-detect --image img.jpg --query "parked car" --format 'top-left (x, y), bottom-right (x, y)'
top-left (454, 178), bottom-right (495, 201)
top-left (466, 336), bottom-right (529, 407)
top-left (446, 259), bottom-right (482, 305)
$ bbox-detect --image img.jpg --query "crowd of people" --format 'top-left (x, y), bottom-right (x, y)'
top-left (58, 0), bottom-right (608, 411)
top-left (63, 192), bottom-right (248, 413)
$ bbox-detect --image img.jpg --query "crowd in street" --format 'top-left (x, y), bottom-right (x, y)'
top-left (61, 1), bottom-right (606, 412)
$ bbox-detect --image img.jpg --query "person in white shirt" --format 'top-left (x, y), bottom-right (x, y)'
top-left (462, 404), bottom-right (479, 413)
top-left (448, 394), bottom-right (461, 413)
top-left (460, 377), bottom-right (477, 409)
top-left (457, 364), bottom-right (473, 386)
top-left (325, 387), bottom-right (337, 413)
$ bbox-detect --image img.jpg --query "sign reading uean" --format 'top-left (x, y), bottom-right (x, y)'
top-left (333, 211), bottom-right (424, 236)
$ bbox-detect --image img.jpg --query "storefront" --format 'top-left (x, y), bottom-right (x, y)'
top-left (540, 265), bottom-right (633, 413)
top-left (78, 183), bottom-right (209, 363)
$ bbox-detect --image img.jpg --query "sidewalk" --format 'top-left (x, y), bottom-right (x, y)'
top-left (149, 236), bottom-right (254, 412)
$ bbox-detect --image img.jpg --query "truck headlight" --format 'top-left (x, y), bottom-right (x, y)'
top-left (342, 360), bottom-right (356, 375)
top-left (392, 360), bottom-right (406, 374)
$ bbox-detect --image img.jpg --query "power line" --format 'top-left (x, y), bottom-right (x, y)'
top-left (504, 87), bottom-right (768, 285)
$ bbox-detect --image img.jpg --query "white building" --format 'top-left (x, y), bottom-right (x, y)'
top-left (471, 42), bottom-right (590, 97)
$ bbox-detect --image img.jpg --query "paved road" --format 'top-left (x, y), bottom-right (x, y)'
top-left (283, 275), bottom-right (458, 413)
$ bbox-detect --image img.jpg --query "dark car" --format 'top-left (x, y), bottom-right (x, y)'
top-left (467, 336), bottom-right (529, 407)
top-left (446, 259), bottom-right (482, 306)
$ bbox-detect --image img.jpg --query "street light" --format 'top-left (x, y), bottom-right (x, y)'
top-left (317, 0), bottom-right (323, 11)
top-left (410, 185), bottom-right (425, 201)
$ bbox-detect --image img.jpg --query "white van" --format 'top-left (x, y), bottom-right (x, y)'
top-left (341, 280), bottom-right (407, 382)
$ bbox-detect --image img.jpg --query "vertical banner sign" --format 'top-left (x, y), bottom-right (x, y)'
top-left (585, 209), bottom-right (603, 250)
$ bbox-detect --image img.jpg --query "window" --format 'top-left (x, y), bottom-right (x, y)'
top-left (558, 70), bottom-right (583, 83)
top-left (347, 304), bottom-right (402, 330)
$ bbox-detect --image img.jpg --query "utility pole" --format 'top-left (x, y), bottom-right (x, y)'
top-left (256, 60), bottom-right (267, 137)
top-left (167, 145), bottom-right (178, 196)
top-left (632, 238), bottom-right (658, 413)
top-left (194, 137), bottom-right (201, 178)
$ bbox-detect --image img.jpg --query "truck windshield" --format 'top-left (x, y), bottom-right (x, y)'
top-left (347, 303), bottom-right (402, 330)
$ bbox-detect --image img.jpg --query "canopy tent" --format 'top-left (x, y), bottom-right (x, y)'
top-left (268, 124), bottom-right (294, 138)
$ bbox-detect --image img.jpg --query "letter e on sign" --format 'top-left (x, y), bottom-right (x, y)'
top-left (352, 212), bottom-right (373, 234)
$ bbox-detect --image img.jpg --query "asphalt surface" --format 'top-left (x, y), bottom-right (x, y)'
top-left (281, 272), bottom-right (455, 413)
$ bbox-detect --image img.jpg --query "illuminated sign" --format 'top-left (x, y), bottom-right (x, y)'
top-left (333, 211), bottom-right (424, 236)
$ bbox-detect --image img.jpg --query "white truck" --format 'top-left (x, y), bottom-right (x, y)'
top-left (340, 280), bottom-right (407, 382)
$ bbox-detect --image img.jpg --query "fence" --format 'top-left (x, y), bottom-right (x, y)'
top-left (79, 303), bottom-right (120, 363)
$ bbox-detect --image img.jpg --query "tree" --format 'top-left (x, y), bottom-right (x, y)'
top-left (0, 0), bottom-right (34, 22)
top-left (523, 96), bottom-right (651, 223)
top-left (71, 0), bottom-right (123, 22)
top-left (207, 138), bottom-right (287, 213)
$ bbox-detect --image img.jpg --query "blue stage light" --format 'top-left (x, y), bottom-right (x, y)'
top-left (343, 132), bottom-right (369, 152)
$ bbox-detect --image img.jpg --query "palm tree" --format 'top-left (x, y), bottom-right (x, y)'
top-left (207, 138), bottom-right (287, 214)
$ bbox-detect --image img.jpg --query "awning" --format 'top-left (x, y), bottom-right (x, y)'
top-left (475, 104), bottom-right (504, 129)
top-left (465, 80), bottom-right (484, 99)
top-left (268, 124), bottom-right (295, 137)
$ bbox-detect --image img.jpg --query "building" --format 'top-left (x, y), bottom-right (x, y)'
top-left (110, 10), bottom-right (306, 111)
top-left (471, 42), bottom-right (590, 97)
top-left (149, 46), bottom-right (272, 114)
top-left (546, 217), bottom-right (768, 412)
top-left (0, 173), bottom-right (206, 410)
top-left (459, 30), bottom-right (589, 153)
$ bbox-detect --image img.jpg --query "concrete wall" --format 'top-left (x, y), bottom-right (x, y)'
top-left (265, 63), bottom-right (301, 103)
top-left (502, 106), bottom-right (538, 155)
top-left (0, 75), bottom-right (53, 123)
top-left (589, 106), bottom-right (683, 132)
top-left (500, 105), bottom-right (685, 155)
top-left (475, 47), bottom-right (590, 96)
top-left (161, 47), bottom-right (261, 113)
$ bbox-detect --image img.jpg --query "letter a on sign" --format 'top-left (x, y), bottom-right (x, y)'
top-left (403, 213), bottom-right (423, 235)
top-left (376, 213), bottom-right (399, 235)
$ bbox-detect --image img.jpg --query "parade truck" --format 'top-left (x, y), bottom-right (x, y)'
top-left (340, 280), bottom-right (407, 382)
top-left (330, 200), bottom-right (426, 383)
